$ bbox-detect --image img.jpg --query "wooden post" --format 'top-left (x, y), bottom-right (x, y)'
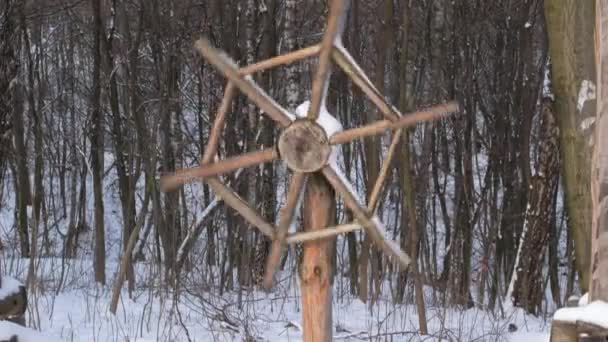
top-left (300, 174), bottom-right (336, 342)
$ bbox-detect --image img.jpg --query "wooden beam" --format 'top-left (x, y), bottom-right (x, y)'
top-left (195, 38), bottom-right (293, 127)
top-left (201, 83), bottom-right (236, 164)
top-left (332, 45), bottom-right (399, 121)
top-left (240, 44), bottom-right (321, 75)
top-left (287, 222), bottom-right (361, 243)
top-left (160, 148), bottom-right (278, 192)
top-left (307, 0), bottom-right (347, 120)
top-left (263, 172), bottom-right (307, 288)
top-left (329, 101), bottom-right (460, 145)
top-left (207, 178), bottom-right (275, 238)
top-left (321, 165), bottom-right (411, 268)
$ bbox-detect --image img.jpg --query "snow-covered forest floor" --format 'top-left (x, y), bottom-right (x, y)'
top-left (1, 259), bottom-right (551, 342)
top-left (0, 150), bottom-right (558, 341)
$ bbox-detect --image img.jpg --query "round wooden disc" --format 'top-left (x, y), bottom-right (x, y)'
top-left (278, 120), bottom-right (331, 173)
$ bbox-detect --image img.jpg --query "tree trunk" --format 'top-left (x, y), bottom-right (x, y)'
top-left (545, 0), bottom-right (596, 291)
top-left (397, 0), bottom-right (428, 333)
top-left (3, 0), bottom-right (30, 257)
top-left (510, 99), bottom-right (560, 314)
top-left (91, 0), bottom-right (106, 285)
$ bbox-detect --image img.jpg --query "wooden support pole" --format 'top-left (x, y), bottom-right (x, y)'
top-left (300, 174), bottom-right (336, 342)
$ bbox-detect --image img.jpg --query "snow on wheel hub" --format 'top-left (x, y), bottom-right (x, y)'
top-left (278, 119), bottom-right (331, 173)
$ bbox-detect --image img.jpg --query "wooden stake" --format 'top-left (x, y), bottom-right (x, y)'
top-left (300, 174), bottom-right (336, 342)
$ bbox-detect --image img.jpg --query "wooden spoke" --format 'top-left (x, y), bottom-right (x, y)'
top-left (332, 45), bottom-right (399, 121)
top-left (161, 148), bottom-right (278, 192)
top-left (195, 38), bottom-right (293, 127)
top-left (330, 101), bottom-right (460, 145)
top-left (321, 165), bottom-right (411, 268)
top-left (263, 172), bottom-right (307, 289)
top-left (307, 0), bottom-right (348, 120)
top-left (202, 83), bottom-right (236, 164)
top-left (240, 44), bottom-right (321, 75)
top-left (368, 130), bottom-right (402, 212)
top-left (207, 178), bottom-right (275, 238)
top-left (285, 132), bottom-right (401, 245)
top-left (287, 222), bottom-right (362, 244)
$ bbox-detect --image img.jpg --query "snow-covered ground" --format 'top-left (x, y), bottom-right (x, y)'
top-left (0, 259), bottom-right (551, 341)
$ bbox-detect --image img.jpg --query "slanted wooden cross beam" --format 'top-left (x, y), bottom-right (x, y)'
top-left (160, 0), bottom-right (459, 340)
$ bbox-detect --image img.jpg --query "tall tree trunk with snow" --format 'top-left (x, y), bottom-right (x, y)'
top-left (590, 0), bottom-right (608, 302)
top-left (545, 0), bottom-right (596, 291)
top-left (509, 99), bottom-right (560, 314)
top-left (91, 0), bottom-right (106, 285)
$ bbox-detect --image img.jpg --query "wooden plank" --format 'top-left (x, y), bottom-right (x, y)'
top-left (300, 174), bottom-right (335, 342)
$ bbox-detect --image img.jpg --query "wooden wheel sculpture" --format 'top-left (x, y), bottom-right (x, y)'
top-left (160, 0), bottom-right (459, 291)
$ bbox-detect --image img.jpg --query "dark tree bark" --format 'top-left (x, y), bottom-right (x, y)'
top-left (91, 0), bottom-right (106, 285)
top-left (2, 0), bottom-right (30, 258)
top-left (510, 99), bottom-right (560, 314)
